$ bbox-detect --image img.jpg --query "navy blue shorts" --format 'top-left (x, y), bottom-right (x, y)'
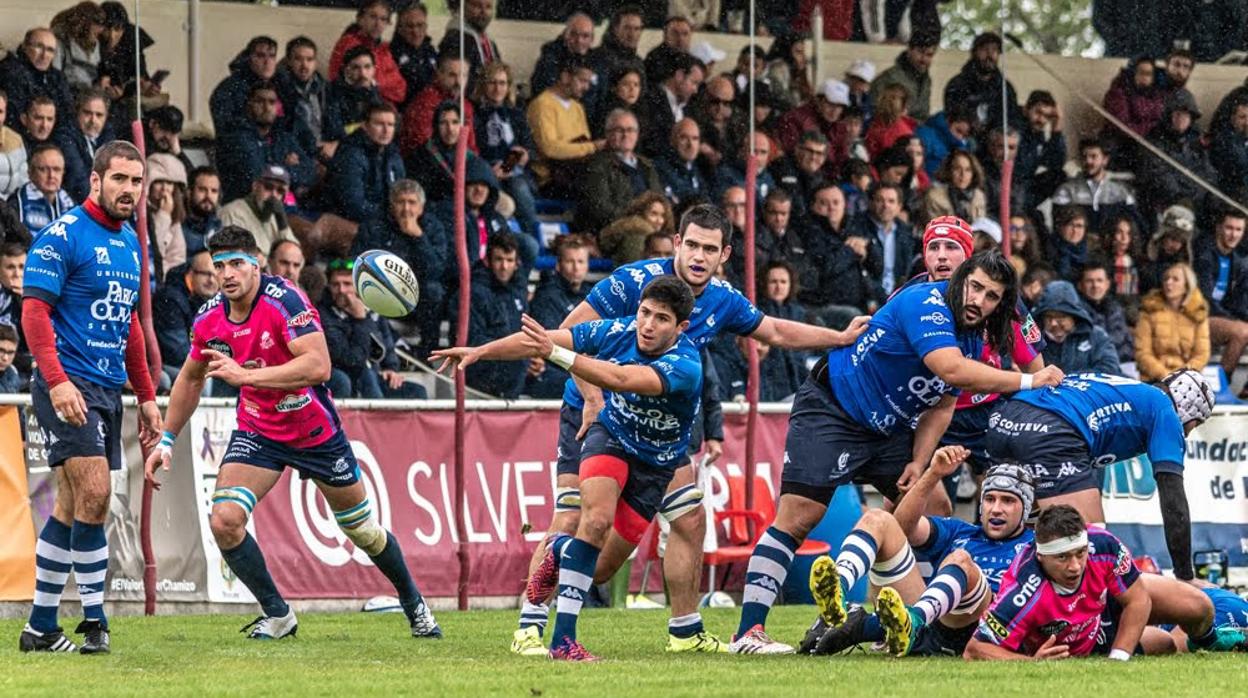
top-left (579, 423), bottom-right (676, 528)
top-left (556, 403), bottom-right (583, 477)
top-left (942, 400), bottom-right (997, 474)
top-left (1090, 596), bottom-right (1144, 656)
top-left (982, 401), bottom-right (1098, 498)
top-left (910, 620), bottom-right (977, 657)
top-left (780, 374), bottom-right (912, 506)
top-left (223, 429), bottom-right (360, 486)
top-left (30, 371), bottom-right (124, 471)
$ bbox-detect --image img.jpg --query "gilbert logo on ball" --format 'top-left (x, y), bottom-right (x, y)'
top-left (353, 250), bottom-right (420, 317)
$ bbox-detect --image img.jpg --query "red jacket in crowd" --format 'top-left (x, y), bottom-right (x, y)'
top-left (400, 84), bottom-right (477, 158)
top-left (329, 25), bottom-right (407, 107)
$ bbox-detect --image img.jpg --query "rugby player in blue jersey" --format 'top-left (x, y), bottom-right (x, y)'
top-left (506, 204), bottom-right (869, 655)
top-left (435, 276), bottom-right (705, 660)
top-left (730, 251), bottom-right (1065, 654)
top-left (19, 141), bottom-right (162, 654)
top-left (800, 447), bottom-right (1035, 657)
top-left (983, 370), bottom-right (1214, 582)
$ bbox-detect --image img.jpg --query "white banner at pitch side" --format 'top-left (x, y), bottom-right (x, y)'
top-left (1102, 411), bottom-right (1248, 581)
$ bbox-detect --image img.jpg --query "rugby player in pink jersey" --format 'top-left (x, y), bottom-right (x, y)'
top-left (144, 226), bottom-right (441, 640)
top-left (965, 505), bottom-right (1240, 661)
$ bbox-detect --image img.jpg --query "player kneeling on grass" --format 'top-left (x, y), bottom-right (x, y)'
top-left (800, 446), bottom-right (1034, 657)
top-left (145, 226), bottom-right (440, 641)
top-left (963, 505), bottom-right (1241, 661)
top-left (432, 275), bottom-right (702, 662)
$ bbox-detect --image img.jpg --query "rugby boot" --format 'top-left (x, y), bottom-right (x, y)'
top-left (409, 600), bottom-right (443, 639)
top-left (666, 630), bottom-right (730, 653)
top-left (728, 625), bottom-right (795, 655)
top-left (241, 610), bottom-right (298, 640)
top-left (798, 616), bottom-right (830, 654)
top-left (18, 623), bottom-right (78, 653)
top-left (814, 606), bottom-right (873, 655)
top-left (549, 637), bottom-right (600, 662)
top-left (525, 546), bottom-right (561, 606)
top-left (809, 555), bottom-right (847, 627)
top-left (511, 626), bottom-right (547, 656)
top-left (876, 587), bottom-right (921, 657)
top-left (76, 620), bottom-right (110, 654)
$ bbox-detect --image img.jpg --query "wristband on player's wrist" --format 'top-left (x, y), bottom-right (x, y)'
top-left (1018, 373), bottom-right (1034, 391)
top-left (159, 431), bottom-right (176, 450)
top-left (548, 344), bottom-right (577, 371)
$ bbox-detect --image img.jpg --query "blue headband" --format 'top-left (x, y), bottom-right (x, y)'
top-left (212, 252), bottom-right (259, 266)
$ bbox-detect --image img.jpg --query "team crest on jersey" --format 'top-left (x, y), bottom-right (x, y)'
top-left (289, 310), bottom-right (315, 328)
top-left (1039, 620), bottom-right (1070, 637)
top-left (94, 247), bottom-right (111, 265)
top-left (1114, 543), bottom-right (1133, 575)
top-left (1021, 314), bottom-right (1041, 344)
top-left (260, 331), bottom-right (274, 349)
top-left (206, 338), bottom-right (233, 357)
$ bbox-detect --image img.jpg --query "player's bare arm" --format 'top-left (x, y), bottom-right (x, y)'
top-left (964, 635), bottom-right (1070, 661)
top-left (518, 316), bottom-right (666, 396)
top-left (893, 444), bottom-right (970, 544)
top-left (144, 357), bottom-right (211, 489)
top-left (204, 333), bottom-right (331, 390)
top-left (430, 316), bottom-right (568, 372)
top-left (560, 300), bottom-right (606, 438)
top-left (1109, 577), bottom-right (1152, 658)
top-left (750, 314), bottom-right (870, 351)
top-left (923, 347), bottom-right (1064, 394)
top-left (897, 395), bottom-right (956, 492)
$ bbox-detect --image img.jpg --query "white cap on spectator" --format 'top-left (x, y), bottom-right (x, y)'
top-left (846, 59), bottom-right (876, 83)
top-left (691, 41), bottom-right (726, 65)
top-left (972, 217), bottom-right (1003, 244)
top-left (818, 79), bottom-right (851, 106)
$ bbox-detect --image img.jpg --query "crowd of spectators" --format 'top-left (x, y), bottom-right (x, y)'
top-left (3, 1), bottom-right (1248, 400)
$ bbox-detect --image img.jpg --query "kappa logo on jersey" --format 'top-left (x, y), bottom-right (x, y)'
top-left (1087, 402), bottom-right (1132, 432)
top-left (923, 288), bottom-right (945, 306)
top-left (206, 338), bottom-right (233, 357)
top-left (628, 267), bottom-right (648, 288)
top-left (33, 245), bottom-right (62, 262)
top-left (276, 394), bottom-right (311, 412)
top-left (289, 310), bottom-right (315, 328)
top-left (90, 280), bottom-right (136, 323)
top-left (43, 221), bottom-right (68, 239)
top-left (94, 247), bottom-right (111, 265)
top-left (608, 319), bottom-right (628, 335)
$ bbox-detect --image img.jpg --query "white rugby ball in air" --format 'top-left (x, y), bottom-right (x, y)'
top-left (353, 249), bottom-right (420, 318)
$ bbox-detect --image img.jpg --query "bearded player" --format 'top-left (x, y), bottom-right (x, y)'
top-left (144, 226), bottom-right (440, 640)
top-left (509, 204), bottom-right (868, 655)
top-left (19, 141), bottom-right (162, 654)
top-left (801, 446), bottom-right (1035, 657)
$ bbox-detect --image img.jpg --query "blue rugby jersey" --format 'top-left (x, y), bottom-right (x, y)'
top-left (914, 516), bottom-right (1035, 592)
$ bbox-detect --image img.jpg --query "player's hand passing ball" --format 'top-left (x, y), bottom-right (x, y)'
top-left (202, 349), bottom-right (250, 387)
top-left (430, 346), bottom-right (483, 374)
top-left (928, 445), bottom-right (969, 478)
top-left (48, 380), bottom-right (88, 427)
top-left (518, 315), bottom-right (554, 358)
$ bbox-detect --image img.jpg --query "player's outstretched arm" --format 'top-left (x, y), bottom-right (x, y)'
top-left (924, 347), bottom-right (1065, 394)
top-left (964, 636), bottom-right (1069, 661)
top-left (1108, 577), bottom-right (1152, 660)
top-left (430, 316), bottom-right (574, 374)
top-left (205, 332), bottom-right (331, 391)
top-left (893, 444), bottom-right (969, 544)
top-left (145, 357), bottom-right (209, 490)
top-left (520, 315), bottom-right (666, 396)
top-left (749, 315), bottom-right (870, 351)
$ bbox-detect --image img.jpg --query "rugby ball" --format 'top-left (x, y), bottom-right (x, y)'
top-left (353, 250), bottom-right (419, 318)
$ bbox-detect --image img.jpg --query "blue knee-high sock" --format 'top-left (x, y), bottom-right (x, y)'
top-left (862, 613), bottom-right (886, 642)
top-left (70, 520), bottom-right (109, 626)
top-left (221, 533), bottom-right (289, 618)
top-left (914, 564), bottom-right (969, 626)
top-left (369, 532), bottom-right (425, 618)
top-left (737, 527), bottom-right (798, 636)
top-left (29, 518), bottom-right (73, 632)
top-left (550, 537), bottom-right (599, 648)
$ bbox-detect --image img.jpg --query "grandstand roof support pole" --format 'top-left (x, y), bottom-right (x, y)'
top-left (131, 0), bottom-right (161, 616)
top-left (742, 0), bottom-right (761, 527)
top-left (998, 0), bottom-right (1012, 258)
top-left (188, 0), bottom-right (201, 123)
top-left (452, 123), bottom-right (472, 611)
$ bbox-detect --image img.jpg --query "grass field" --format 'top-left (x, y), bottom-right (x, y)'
top-left (3, 606), bottom-right (1244, 697)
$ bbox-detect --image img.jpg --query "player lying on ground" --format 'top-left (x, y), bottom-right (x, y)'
top-left (145, 226), bottom-right (440, 641)
top-left (1146, 585), bottom-right (1248, 653)
top-left (433, 276), bottom-right (702, 661)
top-left (729, 251), bottom-right (1065, 655)
top-left (983, 369), bottom-right (1214, 581)
top-left (19, 141), bottom-right (162, 654)
top-left (799, 446), bottom-right (1035, 657)
top-left (964, 505), bottom-right (1243, 660)
top-left (510, 204), bottom-right (868, 655)
top-left (896, 217), bottom-right (1047, 499)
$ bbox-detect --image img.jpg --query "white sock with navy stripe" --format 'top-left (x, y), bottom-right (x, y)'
top-left (29, 518), bottom-right (73, 633)
top-left (835, 529), bottom-right (879, 593)
top-left (668, 612), bottom-right (704, 638)
top-left (71, 520), bottom-right (109, 626)
top-left (913, 564), bottom-right (969, 626)
top-left (519, 601), bottom-right (549, 634)
top-left (736, 527), bottom-right (798, 636)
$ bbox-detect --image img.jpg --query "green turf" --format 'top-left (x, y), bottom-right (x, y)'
top-left (2, 606), bottom-right (1242, 697)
